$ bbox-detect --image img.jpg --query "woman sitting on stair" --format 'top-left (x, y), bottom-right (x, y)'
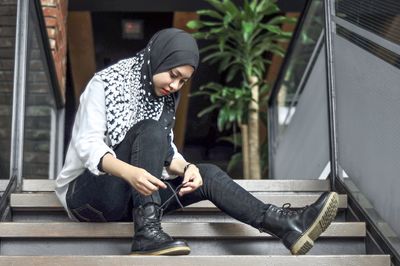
top-left (55, 28), bottom-right (339, 256)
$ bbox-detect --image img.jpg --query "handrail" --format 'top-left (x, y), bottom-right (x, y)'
top-left (0, 175), bottom-right (17, 221)
top-left (10, 0), bottom-right (65, 190)
top-left (323, 0), bottom-right (338, 192)
top-left (31, 0), bottom-right (65, 109)
top-left (10, 0), bottom-right (29, 192)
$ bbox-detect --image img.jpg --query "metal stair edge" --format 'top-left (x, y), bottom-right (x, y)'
top-left (2, 179), bottom-right (332, 192)
top-left (0, 255), bottom-right (391, 266)
top-left (0, 221), bottom-right (365, 238)
top-left (10, 193), bottom-right (348, 210)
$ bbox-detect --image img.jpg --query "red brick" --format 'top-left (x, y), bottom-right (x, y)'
top-left (56, 29), bottom-right (63, 50)
top-left (59, 0), bottom-right (67, 15)
top-left (40, 0), bottom-right (58, 7)
top-left (41, 0), bottom-right (68, 96)
top-left (46, 28), bottom-right (56, 38)
top-left (42, 7), bottom-right (59, 18)
top-left (48, 38), bottom-right (56, 50)
top-left (44, 17), bottom-right (57, 27)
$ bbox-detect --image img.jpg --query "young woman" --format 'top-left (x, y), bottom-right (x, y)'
top-left (55, 28), bottom-right (339, 256)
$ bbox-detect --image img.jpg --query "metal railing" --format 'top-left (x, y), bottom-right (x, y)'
top-left (5, 0), bottom-right (64, 207)
top-left (324, 0), bottom-right (400, 264)
top-left (268, 0), bottom-right (400, 264)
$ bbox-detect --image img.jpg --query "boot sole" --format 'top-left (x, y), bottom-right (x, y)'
top-left (290, 192), bottom-right (339, 255)
top-left (130, 246), bottom-right (191, 256)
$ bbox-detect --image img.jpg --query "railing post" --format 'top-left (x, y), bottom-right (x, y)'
top-left (10, 0), bottom-right (30, 191)
top-left (323, 0), bottom-right (338, 191)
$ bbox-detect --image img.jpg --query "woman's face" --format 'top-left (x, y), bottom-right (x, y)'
top-left (152, 65), bottom-right (194, 97)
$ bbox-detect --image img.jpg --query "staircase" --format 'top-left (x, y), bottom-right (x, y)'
top-left (0, 179), bottom-right (391, 265)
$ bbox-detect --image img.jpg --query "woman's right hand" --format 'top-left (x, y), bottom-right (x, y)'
top-left (123, 166), bottom-right (167, 196)
top-left (101, 153), bottom-right (167, 196)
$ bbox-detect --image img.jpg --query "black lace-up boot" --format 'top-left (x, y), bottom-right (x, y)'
top-left (260, 191), bottom-right (339, 255)
top-left (130, 202), bottom-right (190, 255)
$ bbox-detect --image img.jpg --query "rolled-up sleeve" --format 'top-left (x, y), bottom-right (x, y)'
top-left (72, 76), bottom-right (116, 175)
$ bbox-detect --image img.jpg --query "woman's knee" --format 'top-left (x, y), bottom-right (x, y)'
top-left (197, 163), bottom-right (226, 181)
top-left (193, 163), bottom-right (232, 201)
top-left (136, 120), bottom-right (168, 145)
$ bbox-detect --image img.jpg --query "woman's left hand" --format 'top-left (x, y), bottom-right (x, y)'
top-left (179, 165), bottom-right (203, 196)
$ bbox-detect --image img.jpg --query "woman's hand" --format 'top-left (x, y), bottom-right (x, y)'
top-left (101, 153), bottom-right (167, 196)
top-left (179, 164), bottom-right (203, 196)
top-left (123, 166), bottom-right (167, 196)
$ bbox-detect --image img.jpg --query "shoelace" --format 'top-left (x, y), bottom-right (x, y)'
top-left (137, 182), bottom-right (187, 240)
top-left (258, 203), bottom-right (308, 233)
top-left (145, 218), bottom-right (171, 240)
top-left (158, 181), bottom-right (186, 216)
top-left (275, 203), bottom-right (308, 216)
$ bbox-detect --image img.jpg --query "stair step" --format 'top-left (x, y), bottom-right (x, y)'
top-left (0, 255), bottom-right (390, 266)
top-left (10, 192), bottom-right (348, 210)
top-left (0, 179), bottom-right (332, 192)
top-left (10, 209), bottom-right (348, 223)
top-left (0, 222), bottom-right (365, 238)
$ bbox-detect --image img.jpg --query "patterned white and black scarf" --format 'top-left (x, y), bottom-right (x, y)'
top-left (95, 28), bottom-right (199, 148)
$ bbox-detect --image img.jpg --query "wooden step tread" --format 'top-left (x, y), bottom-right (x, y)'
top-left (1, 179), bottom-right (332, 192)
top-left (0, 222), bottom-right (365, 238)
top-left (10, 193), bottom-right (348, 210)
top-left (0, 255), bottom-right (390, 266)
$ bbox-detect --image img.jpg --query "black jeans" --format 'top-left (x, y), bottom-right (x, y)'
top-left (66, 120), bottom-right (270, 229)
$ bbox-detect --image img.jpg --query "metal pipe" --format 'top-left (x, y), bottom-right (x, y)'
top-left (56, 109), bottom-right (65, 178)
top-left (10, 0), bottom-right (29, 191)
top-left (49, 108), bottom-right (57, 180)
top-left (323, 0), bottom-right (339, 191)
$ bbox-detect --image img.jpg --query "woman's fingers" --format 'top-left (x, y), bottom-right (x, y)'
top-left (133, 181), bottom-right (152, 195)
top-left (138, 185), bottom-right (152, 196)
top-left (128, 168), bottom-right (167, 196)
top-left (134, 172), bottom-right (167, 196)
top-left (147, 174), bottom-right (167, 189)
top-left (178, 186), bottom-right (193, 196)
top-left (179, 180), bottom-right (198, 196)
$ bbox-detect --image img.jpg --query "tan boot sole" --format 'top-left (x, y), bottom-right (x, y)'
top-left (290, 192), bottom-right (339, 255)
top-left (130, 246), bottom-right (191, 256)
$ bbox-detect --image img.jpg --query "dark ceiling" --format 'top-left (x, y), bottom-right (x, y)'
top-left (69, 0), bottom-right (306, 13)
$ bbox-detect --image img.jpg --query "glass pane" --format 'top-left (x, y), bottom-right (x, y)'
top-left (275, 0), bottom-right (324, 137)
top-left (336, 0), bottom-right (400, 46)
top-left (0, 0), bottom-right (18, 180)
top-left (336, 25), bottom-right (400, 69)
top-left (22, 3), bottom-right (56, 179)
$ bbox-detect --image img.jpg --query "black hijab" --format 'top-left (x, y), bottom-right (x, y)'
top-left (96, 28), bottom-right (199, 148)
top-left (150, 28), bottom-right (199, 75)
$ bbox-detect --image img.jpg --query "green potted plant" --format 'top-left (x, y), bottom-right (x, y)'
top-left (187, 0), bottom-right (295, 179)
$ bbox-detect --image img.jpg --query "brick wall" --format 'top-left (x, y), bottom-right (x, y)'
top-left (41, 0), bottom-right (68, 99)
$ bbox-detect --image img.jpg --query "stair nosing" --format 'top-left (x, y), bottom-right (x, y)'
top-left (0, 255), bottom-right (391, 266)
top-left (0, 179), bottom-right (333, 192)
top-left (10, 193), bottom-right (348, 210)
top-left (0, 221), bottom-right (365, 238)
